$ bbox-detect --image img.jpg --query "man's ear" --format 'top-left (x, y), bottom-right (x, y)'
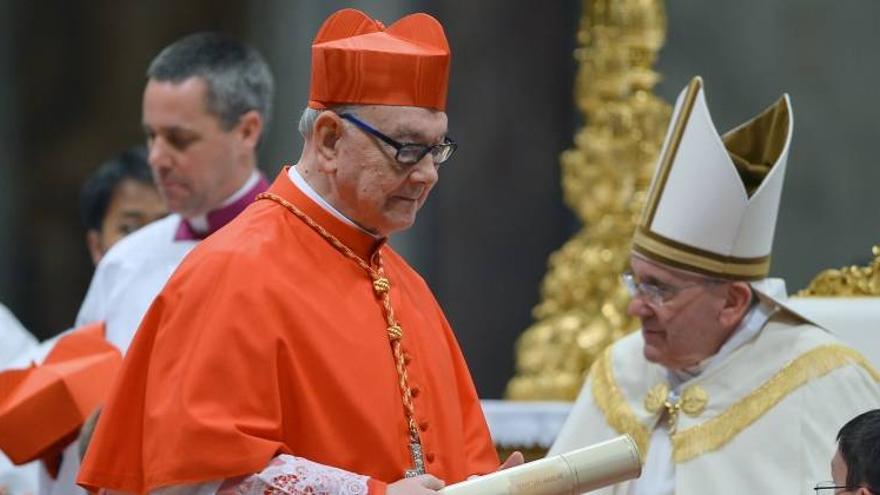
top-left (718, 281), bottom-right (753, 329)
top-left (312, 111), bottom-right (344, 169)
top-left (86, 230), bottom-right (104, 266)
top-left (236, 110), bottom-right (263, 150)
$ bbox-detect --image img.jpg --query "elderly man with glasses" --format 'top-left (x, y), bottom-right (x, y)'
top-left (549, 77), bottom-right (880, 495)
top-left (77, 9), bottom-right (520, 495)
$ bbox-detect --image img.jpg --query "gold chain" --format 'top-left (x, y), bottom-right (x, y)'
top-left (257, 191), bottom-right (424, 474)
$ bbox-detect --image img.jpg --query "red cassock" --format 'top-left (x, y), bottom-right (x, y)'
top-left (78, 170), bottom-right (499, 494)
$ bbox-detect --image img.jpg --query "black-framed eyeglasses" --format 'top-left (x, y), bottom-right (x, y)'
top-left (814, 480), bottom-right (879, 494)
top-left (339, 112), bottom-right (457, 166)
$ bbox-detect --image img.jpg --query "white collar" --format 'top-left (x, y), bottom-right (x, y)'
top-left (187, 170), bottom-right (260, 233)
top-left (286, 165), bottom-right (379, 238)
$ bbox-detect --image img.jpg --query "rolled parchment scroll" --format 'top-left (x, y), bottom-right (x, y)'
top-left (440, 435), bottom-right (641, 495)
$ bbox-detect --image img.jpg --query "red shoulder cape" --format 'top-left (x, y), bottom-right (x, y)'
top-left (78, 171), bottom-right (498, 493)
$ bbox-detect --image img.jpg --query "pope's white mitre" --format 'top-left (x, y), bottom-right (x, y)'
top-left (633, 76), bottom-right (793, 280)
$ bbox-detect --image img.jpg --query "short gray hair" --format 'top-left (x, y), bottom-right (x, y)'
top-left (298, 105), bottom-right (359, 139)
top-left (147, 32), bottom-right (274, 132)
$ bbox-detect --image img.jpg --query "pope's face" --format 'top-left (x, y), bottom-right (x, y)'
top-left (627, 255), bottom-right (732, 370)
top-left (331, 105), bottom-right (446, 237)
top-left (142, 77), bottom-right (249, 218)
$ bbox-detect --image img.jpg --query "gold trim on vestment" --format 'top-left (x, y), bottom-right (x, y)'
top-left (633, 227), bottom-right (770, 280)
top-left (592, 343), bottom-right (880, 464)
top-left (671, 345), bottom-right (880, 462)
top-left (591, 346), bottom-right (651, 459)
top-left (679, 386), bottom-right (708, 417)
top-left (643, 383), bottom-right (668, 415)
top-left (642, 382), bottom-right (709, 434)
top-left (642, 77), bottom-right (703, 227)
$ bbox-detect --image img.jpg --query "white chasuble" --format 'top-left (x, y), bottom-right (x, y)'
top-left (550, 311), bottom-right (880, 495)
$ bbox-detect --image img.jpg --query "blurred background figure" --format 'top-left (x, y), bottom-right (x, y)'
top-left (817, 409), bottom-right (880, 495)
top-left (79, 146), bottom-right (167, 265)
top-left (1, 147), bottom-right (161, 495)
top-left (75, 31), bottom-right (272, 353)
top-left (28, 30), bottom-right (273, 495)
top-left (0, 304), bottom-right (36, 367)
top-left (0, 307), bottom-right (37, 495)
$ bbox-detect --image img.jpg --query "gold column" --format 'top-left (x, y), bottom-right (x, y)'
top-left (506, 0), bottom-right (671, 401)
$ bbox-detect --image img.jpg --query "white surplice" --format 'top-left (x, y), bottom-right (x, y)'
top-left (0, 303), bottom-right (40, 495)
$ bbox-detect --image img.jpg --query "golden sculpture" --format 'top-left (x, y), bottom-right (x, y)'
top-left (797, 245), bottom-right (880, 296)
top-left (505, 0), bottom-right (671, 401)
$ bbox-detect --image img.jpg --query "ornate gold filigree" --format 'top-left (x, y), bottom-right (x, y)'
top-left (373, 277), bottom-right (391, 294)
top-left (680, 385), bottom-right (708, 417)
top-left (797, 245), bottom-right (880, 296)
top-left (643, 383), bottom-right (668, 414)
top-left (506, 0), bottom-right (672, 400)
top-left (642, 383), bottom-right (708, 434)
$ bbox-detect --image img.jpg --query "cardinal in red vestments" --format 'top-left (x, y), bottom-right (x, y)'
top-left (78, 8), bottom-right (516, 495)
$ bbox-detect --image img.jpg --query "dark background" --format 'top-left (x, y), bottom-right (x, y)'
top-left (1, 1), bottom-right (877, 398)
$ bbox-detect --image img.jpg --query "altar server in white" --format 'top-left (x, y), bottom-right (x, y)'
top-left (41, 33), bottom-right (274, 495)
top-left (550, 76), bottom-right (880, 495)
top-left (0, 304), bottom-right (39, 495)
top-left (0, 303), bottom-right (36, 366)
top-left (75, 32), bottom-right (273, 353)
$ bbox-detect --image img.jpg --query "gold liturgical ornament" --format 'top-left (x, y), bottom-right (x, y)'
top-left (797, 245), bottom-right (880, 296)
top-left (643, 383), bottom-right (708, 435)
top-left (643, 383), bottom-right (668, 414)
top-left (506, 0), bottom-right (672, 400)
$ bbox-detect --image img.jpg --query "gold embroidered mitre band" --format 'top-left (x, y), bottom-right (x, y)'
top-left (633, 77), bottom-right (793, 280)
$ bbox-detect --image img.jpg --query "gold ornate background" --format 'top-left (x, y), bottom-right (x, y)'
top-left (506, 0), bottom-right (672, 401)
top-left (798, 246), bottom-right (880, 297)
